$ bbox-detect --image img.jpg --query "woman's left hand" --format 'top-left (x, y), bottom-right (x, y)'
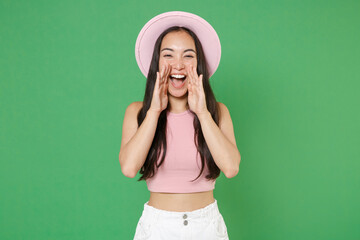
top-left (186, 65), bottom-right (208, 116)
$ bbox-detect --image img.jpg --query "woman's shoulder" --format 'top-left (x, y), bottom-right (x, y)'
top-left (126, 101), bottom-right (143, 111)
top-left (123, 102), bottom-right (143, 120)
top-left (217, 101), bottom-right (228, 113)
top-left (216, 101), bottom-right (232, 124)
top-left (135, 101), bottom-right (143, 109)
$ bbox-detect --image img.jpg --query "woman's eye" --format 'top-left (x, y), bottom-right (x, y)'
top-left (163, 54), bottom-right (194, 58)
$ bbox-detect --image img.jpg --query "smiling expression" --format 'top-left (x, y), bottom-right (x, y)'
top-left (159, 30), bottom-right (198, 96)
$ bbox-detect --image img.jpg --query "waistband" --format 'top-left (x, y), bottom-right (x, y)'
top-left (142, 199), bottom-right (220, 222)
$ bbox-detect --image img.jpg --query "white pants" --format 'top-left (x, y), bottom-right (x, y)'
top-left (133, 199), bottom-right (229, 240)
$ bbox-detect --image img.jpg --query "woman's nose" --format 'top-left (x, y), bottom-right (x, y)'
top-left (171, 59), bottom-right (185, 69)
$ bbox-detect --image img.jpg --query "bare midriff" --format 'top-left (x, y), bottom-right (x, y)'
top-left (147, 190), bottom-right (215, 212)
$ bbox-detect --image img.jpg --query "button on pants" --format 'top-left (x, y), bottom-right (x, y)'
top-left (133, 199), bottom-right (229, 240)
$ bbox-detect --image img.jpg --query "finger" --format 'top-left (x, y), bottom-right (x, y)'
top-left (164, 80), bottom-right (168, 95)
top-left (191, 66), bottom-right (196, 86)
top-left (190, 66), bottom-right (196, 86)
top-left (156, 72), bottom-right (160, 87)
top-left (191, 65), bottom-right (196, 85)
top-left (160, 65), bottom-right (165, 82)
top-left (162, 64), bottom-right (167, 82)
top-left (166, 64), bottom-right (171, 81)
top-left (193, 66), bottom-right (198, 86)
top-left (157, 72), bottom-right (163, 91)
top-left (161, 65), bottom-right (165, 82)
top-left (164, 73), bottom-right (169, 93)
top-left (165, 64), bottom-right (170, 82)
top-left (187, 65), bottom-right (193, 85)
top-left (160, 65), bottom-right (166, 81)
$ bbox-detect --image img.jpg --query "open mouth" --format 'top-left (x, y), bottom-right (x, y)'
top-left (170, 75), bottom-right (187, 89)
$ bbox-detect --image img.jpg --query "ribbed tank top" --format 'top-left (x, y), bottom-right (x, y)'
top-left (146, 109), bottom-right (216, 193)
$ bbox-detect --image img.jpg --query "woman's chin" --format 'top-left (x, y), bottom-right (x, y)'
top-left (168, 85), bottom-right (188, 97)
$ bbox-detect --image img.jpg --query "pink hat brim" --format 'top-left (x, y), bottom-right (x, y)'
top-left (135, 11), bottom-right (221, 78)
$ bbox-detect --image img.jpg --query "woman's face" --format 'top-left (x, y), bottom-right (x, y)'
top-left (159, 30), bottom-right (198, 96)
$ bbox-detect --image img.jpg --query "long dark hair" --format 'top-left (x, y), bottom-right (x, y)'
top-left (137, 26), bottom-right (221, 182)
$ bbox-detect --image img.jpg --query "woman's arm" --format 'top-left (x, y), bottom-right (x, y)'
top-left (197, 102), bottom-right (241, 178)
top-left (119, 102), bottom-right (160, 178)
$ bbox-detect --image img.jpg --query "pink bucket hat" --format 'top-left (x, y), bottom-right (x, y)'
top-left (135, 11), bottom-right (221, 78)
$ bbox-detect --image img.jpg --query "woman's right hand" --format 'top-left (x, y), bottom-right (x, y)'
top-left (149, 64), bottom-right (171, 114)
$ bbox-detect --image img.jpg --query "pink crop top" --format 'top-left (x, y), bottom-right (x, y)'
top-left (146, 109), bottom-right (216, 193)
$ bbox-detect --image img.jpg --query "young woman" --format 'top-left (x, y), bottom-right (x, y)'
top-left (119, 11), bottom-right (241, 240)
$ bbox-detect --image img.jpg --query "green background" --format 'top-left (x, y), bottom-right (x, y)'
top-left (1, 0), bottom-right (359, 239)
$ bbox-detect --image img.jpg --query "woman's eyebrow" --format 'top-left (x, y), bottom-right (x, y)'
top-left (161, 48), bottom-right (196, 53)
